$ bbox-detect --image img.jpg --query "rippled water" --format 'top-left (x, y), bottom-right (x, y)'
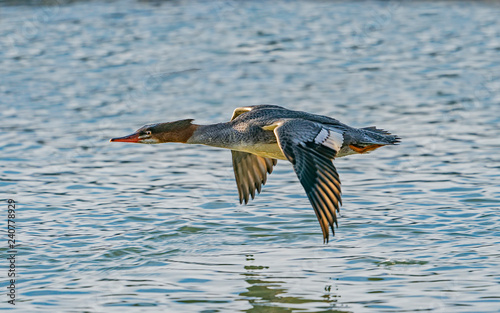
top-left (1, 0), bottom-right (500, 312)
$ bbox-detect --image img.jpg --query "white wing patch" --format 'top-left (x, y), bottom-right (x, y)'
top-left (314, 128), bottom-right (344, 152)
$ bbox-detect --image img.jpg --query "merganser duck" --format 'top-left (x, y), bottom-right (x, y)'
top-left (110, 105), bottom-right (400, 243)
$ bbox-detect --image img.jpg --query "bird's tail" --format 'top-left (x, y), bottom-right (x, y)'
top-left (362, 126), bottom-right (401, 145)
top-left (348, 126), bottom-right (400, 154)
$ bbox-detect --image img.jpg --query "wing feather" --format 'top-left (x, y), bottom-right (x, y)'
top-left (230, 107), bottom-right (254, 121)
top-left (231, 151), bottom-right (277, 204)
top-left (273, 120), bottom-right (343, 243)
top-left (309, 191), bottom-right (330, 237)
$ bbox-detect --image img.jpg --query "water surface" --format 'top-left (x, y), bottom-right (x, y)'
top-left (1, 0), bottom-right (500, 312)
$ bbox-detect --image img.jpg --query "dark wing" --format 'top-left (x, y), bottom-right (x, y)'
top-left (232, 151), bottom-right (277, 204)
top-left (273, 120), bottom-right (343, 243)
top-left (230, 106), bottom-right (278, 204)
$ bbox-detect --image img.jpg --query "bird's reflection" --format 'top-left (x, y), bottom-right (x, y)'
top-left (239, 254), bottom-right (350, 313)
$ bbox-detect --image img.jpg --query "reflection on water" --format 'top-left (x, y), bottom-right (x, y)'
top-left (240, 254), bottom-right (347, 313)
top-left (1, 0), bottom-right (500, 312)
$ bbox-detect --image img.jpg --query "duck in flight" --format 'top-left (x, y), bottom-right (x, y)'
top-left (110, 105), bottom-right (400, 243)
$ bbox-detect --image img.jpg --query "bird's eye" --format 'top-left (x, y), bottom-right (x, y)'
top-left (145, 131), bottom-right (152, 136)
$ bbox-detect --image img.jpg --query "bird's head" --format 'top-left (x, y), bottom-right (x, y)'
top-left (110, 119), bottom-right (197, 144)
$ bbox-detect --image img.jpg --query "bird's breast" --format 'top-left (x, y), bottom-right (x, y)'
top-left (233, 143), bottom-right (287, 160)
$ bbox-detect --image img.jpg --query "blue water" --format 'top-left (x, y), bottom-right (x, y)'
top-left (1, 0), bottom-right (500, 312)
